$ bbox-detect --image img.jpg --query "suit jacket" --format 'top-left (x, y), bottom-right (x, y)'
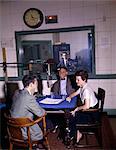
top-left (10, 89), bottom-right (45, 141)
top-left (51, 77), bottom-right (75, 95)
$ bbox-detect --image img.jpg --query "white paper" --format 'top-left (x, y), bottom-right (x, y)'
top-left (39, 98), bottom-right (64, 104)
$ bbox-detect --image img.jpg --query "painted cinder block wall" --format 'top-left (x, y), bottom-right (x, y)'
top-left (0, 1), bottom-right (116, 114)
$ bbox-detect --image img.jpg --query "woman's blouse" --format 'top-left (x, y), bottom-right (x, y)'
top-left (76, 83), bottom-right (98, 108)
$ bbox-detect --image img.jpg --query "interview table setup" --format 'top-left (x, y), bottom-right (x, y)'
top-left (36, 95), bottom-right (77, 148)
top-left (37, 95), bottom-right (77, 110)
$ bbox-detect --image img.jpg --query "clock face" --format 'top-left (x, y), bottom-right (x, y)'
top-left (23, 8), bottom-right (44, 28)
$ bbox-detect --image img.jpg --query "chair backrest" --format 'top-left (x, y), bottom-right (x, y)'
top-left (97, 88), bottom-right (105, 112)
top-left (5, 114), bottom-right (32, 142)
top-left (4, 113), bottom-right (46, 147)
top-left (5, 114), bottom-right (32, 146)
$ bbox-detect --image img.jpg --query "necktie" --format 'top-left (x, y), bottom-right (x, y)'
top-left (61, 78), bottom-right (65, 80)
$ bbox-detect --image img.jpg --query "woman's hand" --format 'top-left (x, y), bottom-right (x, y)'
top-left (71, 107), bottom-right (79, 117)
top-left (71, 110), bottom-right (76, 117)
top-left (66, 96), bottom-right (71, 102)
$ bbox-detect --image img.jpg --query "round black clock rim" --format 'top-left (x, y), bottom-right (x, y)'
top-left (23, 8), bottom-right (44, 28)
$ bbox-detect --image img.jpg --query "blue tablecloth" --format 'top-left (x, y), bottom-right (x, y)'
top-left (36, 95), bottom-right (77, 110)
top-left (0, 103), bottom-right (6, 109)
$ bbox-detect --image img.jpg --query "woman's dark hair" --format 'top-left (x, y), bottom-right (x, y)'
top-left (22, 74), bottom-right (37, 87)
top-left (75, 70), bottom-right (88, 82)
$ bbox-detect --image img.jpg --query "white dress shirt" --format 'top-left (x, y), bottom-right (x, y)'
top-left (60, 77), bottom-right (67, 95)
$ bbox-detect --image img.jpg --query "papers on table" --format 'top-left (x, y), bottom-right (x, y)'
top-left (39, 97), bottom-right (64, 104)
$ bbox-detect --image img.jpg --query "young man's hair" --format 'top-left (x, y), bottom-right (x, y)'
top-left (75, 70), bottom-right (88, 82)
top-left (22, 74), bottom-right (37, 88)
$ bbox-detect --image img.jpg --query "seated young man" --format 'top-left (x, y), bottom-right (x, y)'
top-left (10, 74), bottom-right (46, 141)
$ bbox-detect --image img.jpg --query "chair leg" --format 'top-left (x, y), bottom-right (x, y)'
top-left (95, 128), bottom-right (102, 147)
top-left (29, 143), bottom-right (32, 150)
top-left (9, 143), bottom-right (13, 150)
top-left (85, 134), bottom-right (89, 145)
top-left (45, 136), bottom-right (50, 150)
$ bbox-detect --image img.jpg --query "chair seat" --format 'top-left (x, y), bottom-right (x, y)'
top-left (77, 122), bottom-right (101, 127)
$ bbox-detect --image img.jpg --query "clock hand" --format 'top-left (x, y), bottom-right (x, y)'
top-left (31, 14), bottom-right (34, 19)
top-left (31, 15), bottom-right (39, 21)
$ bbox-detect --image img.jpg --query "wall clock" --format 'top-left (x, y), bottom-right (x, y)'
top-left (23, 8), bottom-right (44, 28)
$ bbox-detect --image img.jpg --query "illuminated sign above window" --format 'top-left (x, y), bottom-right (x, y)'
top-left (45, 15), bottom-right (58, 24)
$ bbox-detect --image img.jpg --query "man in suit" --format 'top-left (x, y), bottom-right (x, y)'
top-left (57, 52), bottom-right (70, 69)
top-left (10, 74), bottom-right (46, 141)
top-left (51, 66), bottom-right (75, 96)
top-left (50, 67), bottom-right (75, 138)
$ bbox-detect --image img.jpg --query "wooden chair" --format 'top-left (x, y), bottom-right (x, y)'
top-left (74, 87), bottom-right (105, 148)
top-left (4, 113), bottom-right (50, 150)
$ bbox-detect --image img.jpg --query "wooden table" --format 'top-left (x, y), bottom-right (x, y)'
top-left (37, 95), bottom-right (77, 148)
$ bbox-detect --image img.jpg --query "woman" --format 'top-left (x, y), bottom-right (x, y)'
top-left (66, 70), bottom-right (98, 143)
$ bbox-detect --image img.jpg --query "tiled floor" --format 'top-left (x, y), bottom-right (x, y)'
top-left (0, 110), bottom-right (116, 150)
top-left (48, 114), bottom-right (116, 150)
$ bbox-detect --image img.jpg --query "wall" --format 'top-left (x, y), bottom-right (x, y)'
top-left (0, 0), bottom-right (116, 113)
top-left (0, 2), bottom-right (1, 37)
